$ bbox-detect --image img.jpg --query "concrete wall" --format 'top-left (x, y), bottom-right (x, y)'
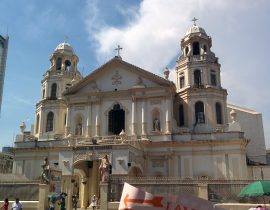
top-left (227, 104), bottom-right (267, 164)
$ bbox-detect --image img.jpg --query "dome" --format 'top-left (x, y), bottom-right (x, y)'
top-left (185, 24), bottom-right (207, 36)
top-left (54, 41), bottom-right (74, 53)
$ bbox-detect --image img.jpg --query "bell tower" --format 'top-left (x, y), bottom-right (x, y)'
top-left (176, 19), bottom-right (228, 133)
top-left (34, 41), bottom-right (82, 139)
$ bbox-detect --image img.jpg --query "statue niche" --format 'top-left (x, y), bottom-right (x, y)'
top-left (152, 109), bottom-right (161, 132)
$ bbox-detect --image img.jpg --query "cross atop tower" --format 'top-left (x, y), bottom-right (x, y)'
top-left (192, 17), bottom-right (198, 25)
top-left (64, 35), bottom-right (69, 43)
top-left (115, 45), bottom-right (123, 58)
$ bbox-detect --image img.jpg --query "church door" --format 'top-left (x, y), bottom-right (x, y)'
top-left (109, 104), bottom-right (125, 134)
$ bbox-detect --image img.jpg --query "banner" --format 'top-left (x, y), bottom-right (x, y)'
top-left (118, 182), bottom-right (225, 210)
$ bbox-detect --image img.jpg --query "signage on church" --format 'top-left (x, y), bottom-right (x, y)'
top-left (118, 183), bottom-right (225, 210)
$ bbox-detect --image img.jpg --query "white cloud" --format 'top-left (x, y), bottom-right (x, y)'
top-left (84, 0), bottom-right (270, 147)
top-left (84, 0), bottom-right (239, 73)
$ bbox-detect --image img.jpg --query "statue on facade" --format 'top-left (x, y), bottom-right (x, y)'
top-left (75, 123), bottom-right (82, 136)
top-left (41, 157), bottom-right (51, 184)
top-left (19, 122), bottom-right (26, 134)
top-left (153, 118), bottom-right (160, 131)
top-left (99, 155), bottom-right (110, 182)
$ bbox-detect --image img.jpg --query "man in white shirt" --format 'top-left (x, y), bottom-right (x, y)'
top-left (12, 198), bottom-right (22, 210)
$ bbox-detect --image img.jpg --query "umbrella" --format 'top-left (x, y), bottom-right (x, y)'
top-left (239, 181), bottom-right (270, 208)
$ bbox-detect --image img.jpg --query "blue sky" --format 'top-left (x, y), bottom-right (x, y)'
top-left (0, 0), bottom-right (270, 149)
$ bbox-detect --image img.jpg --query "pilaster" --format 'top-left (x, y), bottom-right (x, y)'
top-left (198, 183), bottom-right (208, 200)
top-left (38, 184), bottom-right (50, 210)
top-left (86, 103), bottom-right (92, 137)
top-left (95, 102), bottom-right (100, 137)
top-left (165, 98), bottom-right (172, 134)
top-left (62, 175), bottom-right (73, 210)
top-left (131, 98), bottom-right (137, 135)
top-left (141, 100), bottom-right (147, 136)
top-left (99, 182), bottom-right (108, 210)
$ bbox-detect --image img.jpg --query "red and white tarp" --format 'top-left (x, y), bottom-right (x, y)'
top-left (118, 182), bottom-right (225, 210)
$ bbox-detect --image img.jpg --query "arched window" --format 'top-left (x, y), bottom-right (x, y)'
top-left (108, 104), bottom-right (125, 134)
top-left (65, 60), bottom-right (71, 70)
top-left (46, 112), bottom-right (54, 132)
top-left (179, 104), bottom-right (184, 126)
top-left (195, 101), bottom-right (205, 124)
top-left (51, 83), bottom-right (57, 99)
top-left (35, 114), bottom-right (40, 134)
top-left (42, 89), bottom-right (45, 99)
top-left (64, 113), bottom-right (67, 126)
top-left (194, 70), bottom-right (202, 87)
top-left (210, 70), bottom-right (217, 86)
top-left (56, 58), bottom-right (62, 70)
top-left (179, 75), bottom-right (185, 88)
top-left (185, 47), bottom-right (189, 56)
top-left (193, 42), bottom-right (200, 55)
top-left (203, 45), bottom-right (207, 53)
top-left (216, 102), bottom-right (223, 124)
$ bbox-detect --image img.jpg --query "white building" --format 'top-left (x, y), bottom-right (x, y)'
top-left (12, 21), bottom-right (267, 208)
top-left (0, 34), bottom-right (9, 114)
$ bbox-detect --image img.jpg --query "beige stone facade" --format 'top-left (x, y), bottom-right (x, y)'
top-left (12, 22), bottom-right (267, 209)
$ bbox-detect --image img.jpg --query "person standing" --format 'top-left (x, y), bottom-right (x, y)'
top-left (48, 198), bottom-right (55, 210)
top-left (1, 198), bottom-right (9, 210)
top-left (11, 198), bottom-right (22, 210)
top-left (72, 195), bottom-right (78, 210)
top-left (90, 195), bottom-right (97, 210)
top-left (58, 197), bottom-right (66, 210)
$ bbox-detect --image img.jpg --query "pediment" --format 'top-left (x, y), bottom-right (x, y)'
top-left (64, 57), bottom-right (174, 95)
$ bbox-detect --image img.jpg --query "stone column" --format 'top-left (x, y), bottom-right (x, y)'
top-left (61, 175), bottom-right (73, 210)
top-left (39, 109), bottom-right (44, 136)
top-left (99, 182), bottom-right (109, 210)
top-left (141, 100), bottom-right (147, 136)
top-left (165, 99), bottom-right (171, 134)
top-left (80, 177), bottom-right (88, 209)
top-left (38, 184), bottom-right (50, 210)
top-left (131, 98), bottom-right (137, 135)
top-left (86, 103), bottom-right (92, 137)
top-left (65, 107), bottom-right (71, 136)
top-left (90, 160), bottom-right (99, 197)
top-left (95, 103), bottom-right (100, 137)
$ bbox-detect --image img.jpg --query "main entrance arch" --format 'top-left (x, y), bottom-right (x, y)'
top-left (72, 151), bottom-right (112, 209)
top-left (72, 159), bottom-right (100, 208)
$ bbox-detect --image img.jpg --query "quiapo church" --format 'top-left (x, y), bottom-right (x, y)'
top-left (12, 20), bottom-right (267, 209)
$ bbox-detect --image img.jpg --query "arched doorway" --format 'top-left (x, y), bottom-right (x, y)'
top-left (108, 104), bottom-right (125, 134)
top-left (72, 159), bottom-right (101, 209)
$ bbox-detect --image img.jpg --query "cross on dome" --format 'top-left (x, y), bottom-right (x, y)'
top-left (115, 45), bottom-right (123, 58)
top-left (64, 35), bottom-right (69, 43)
top-left (192, 17), bottom-right (198, 25)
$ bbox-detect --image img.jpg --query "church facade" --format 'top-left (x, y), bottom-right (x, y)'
top-left (12, 22), bottom-right (267, 208)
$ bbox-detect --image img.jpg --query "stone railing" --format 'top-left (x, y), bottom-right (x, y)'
top-left (179, 54), bottom-right (218, 63)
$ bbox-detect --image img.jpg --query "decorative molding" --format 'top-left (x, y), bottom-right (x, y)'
top-left (73, 151), bottom-right (111, 164)
top-left (152, 159), bottom-right (164, 168)
top-left (150, 99), bottom-right (162, 105)
top-left (112, 70), bottom-right (122, 86)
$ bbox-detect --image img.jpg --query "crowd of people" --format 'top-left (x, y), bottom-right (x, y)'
top-left (1, 198), bottom-right (22, 210)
